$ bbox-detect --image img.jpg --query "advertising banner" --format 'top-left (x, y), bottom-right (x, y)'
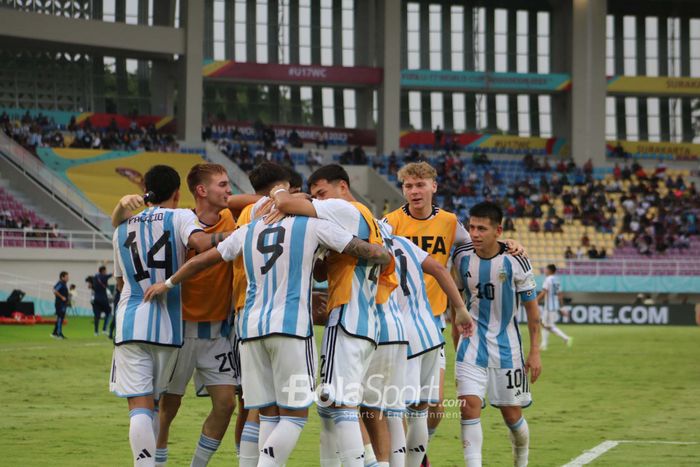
top-left (607, 76), bottom-right (700, 96)
top-left (203, 61), bottom-right (383, 86)
top-left (400, 70), bottom-right (571, 92)
top-left (606, 140), bottom-right (700, 161)
top-left (517, 304), bottom-right (699, 326)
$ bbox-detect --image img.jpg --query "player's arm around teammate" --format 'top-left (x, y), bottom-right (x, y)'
top-left (111, 193), bottom-right (233, 253)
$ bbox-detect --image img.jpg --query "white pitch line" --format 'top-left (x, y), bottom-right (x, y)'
top-left (562, 440), bottom-right (620, 467)
top-left (0, 342), bottom-right (108, 352)
top-left (563, 440), bottom-right (698, 466)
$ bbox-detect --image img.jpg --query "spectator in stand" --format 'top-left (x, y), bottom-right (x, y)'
top-left (433, 125), bottom-right (443, 149)
top-left (587, 245), bottom-right (599, 259)
top-left (529, 218), bottom-right (541, 232)
top-left (576, 245), bottom-right (585, 259)
top-left (288, 128), bottom-right (303, 148)
top-left (503, 217), bottom-right (516, 232)
top-left (316, 134), bottom-right (329, 149)
top-left (564, 246), bottom-right (574, 259)
top-left (580, 233), bottom-right (590, 247)
top-left (544, 218), bottom-right (554, 233)
top-left (598, 247), bottom-right (607, 259)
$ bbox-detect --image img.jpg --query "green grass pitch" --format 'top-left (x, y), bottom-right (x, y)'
top-left (1, 318), bottom-right (698, 466)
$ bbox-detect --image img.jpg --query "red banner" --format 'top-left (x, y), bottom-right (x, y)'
top-left (219, 121), bottom-right (376, 147)
top-left (204, 61), bottom-right (383, 87)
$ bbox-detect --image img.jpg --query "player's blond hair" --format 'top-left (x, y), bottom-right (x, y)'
top-left (397, 162), bottom-right (437, 182)
top-left (187, 163), bottom-right (227, 195)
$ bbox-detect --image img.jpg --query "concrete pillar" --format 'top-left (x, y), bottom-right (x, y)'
top-left (355, 0), bottom-right (375, 129)
top-left (311, 0), bottom-right (323, 126)
top-left (332, 0), bottom-right (345, 127)
top-left (658, 15), bottom-right (670, 141)
top-left (177, 0), bottom-right (204, 142)
top-left (636, 16), bottom-right (649, 140)
top-left (528, 10), bottom-right (540, 135)
top-left (550, 0), bottom-right (571, 142)
top-left (137, 0), bottom-right (150, 115)
top-left (115, 0), bottom-right (129, 114)
top-left (507, 8), bottom-right (519, 135)
top-left (680, 16), bottom-right (693, 141)
top-left (614, 14), bottom-right (626, 140)
top-left (204, 0), bottom-right (214, 59)
top-left (441, 4), bottom-right (453, 131)
top-left (268, 0), bottom-right (280, 122)
top-left (223, 0), bottom-right (238, 120)
top-left (571, 0), bottom-right (607, 166)
top-left (464, 6), bottom-right (476, 130)
top-left (419, 2), bottom-right (431, 130)
top-left (91, 0), bottom-right (105, 112)
top-left (377, 0), bottom-right (401, 154)
top-left (485, 7), bottom-right (497, 131)
top-left (151, 0), bottom-right (176, 117)
top-left (289, 0), bottom-right (302, 124)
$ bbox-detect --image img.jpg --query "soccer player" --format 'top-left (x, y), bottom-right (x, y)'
top-left (537, 264), bottom-right (572, 350)
top-left (270, 164), bottom-right (397, 467)
top-left (229, 162), bottom-right (295, 467)
top-left (376, 231), bottom-right (475, 467)
top-left (383, 162), bottom-right (525, 454)
top-left (109, 165), bottom-right (230, 467)
top-left (155, 164), bottom-right (236, 467)
top-left (51, 271), bottom-right (69, 339)
top-left (92, 266), bottom-right (113, 336)
top-left (452, 201), bottom-right (542, 467)
top-left (143, 210), bottom-right (392, 467)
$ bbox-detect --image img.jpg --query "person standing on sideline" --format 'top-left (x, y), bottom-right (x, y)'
top-left (52, 271), bottom-right (69, 339)
top-left (537, 264), bottom-right (572, 350)
top-left (92, 266), bottom-right (113, 335)
top-left (452, 202), bottom-right (542, 467)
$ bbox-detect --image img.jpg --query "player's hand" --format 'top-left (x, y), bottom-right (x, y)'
top-left (264, 207), bottom-right (286, 225)
top-left (504, 239), bottom-right (527, 257)
top-left (454, 305), bottom-right (475, 337)
top-left (525, 352), bottom-right (542, 383)
top-left (143, 283), bottom-right (168, 302)
top-left (269, 184), bottom-right (289, 202)
top-left (119, 194), bottom-right (145, 211)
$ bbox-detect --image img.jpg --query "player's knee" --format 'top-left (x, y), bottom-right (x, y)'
top-left (213, 396), bottom-right (236, 418)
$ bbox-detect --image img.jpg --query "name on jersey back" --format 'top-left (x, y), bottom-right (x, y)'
top-left (129, 212), bottom-right (165, 224)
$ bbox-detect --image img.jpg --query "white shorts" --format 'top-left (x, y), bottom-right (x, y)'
top-left (361, 343), bottom-right (407, 412)
top-left (110, 343), bottom-right (177, 399)
top-left (456, 361), bottom-right (532, 408)
top-left (240, 336), bottom-right (316, 410)
top-left (319, 325), bottom-right (374, 407)
top-left (405, 347), bottom-right (442, 405)
top-left (541, 308), bottom-right (559, 327)
top-left (166, 336), bottom-right (236, 396)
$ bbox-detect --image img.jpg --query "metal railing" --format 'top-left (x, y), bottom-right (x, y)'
top-left (0, 131), bottom-right (113, 233)
top-left (0, 228), bottom-right (112, 249)
top-left (531, 257), bottom-right (700, 277)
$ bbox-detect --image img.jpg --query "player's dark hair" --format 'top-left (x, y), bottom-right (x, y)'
top-left (98, 266), bottom-right (106, 273)
top-left (59, 271), bottom-right (68, 280)
top-left (248, 162), bottom-right (291, 194)
top-left (307, 164), bottom-right (350, 188)
top-left (144, 165), bottom-right (181, 204)
top-left (469, 201), bottom-right (503, 226)
top-left (547, 264), bottom-right (557, 273)
top-left (286, 167), bottom-right (303, 190)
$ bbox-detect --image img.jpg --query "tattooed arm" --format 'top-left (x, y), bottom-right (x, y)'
top-left (341, 237), bottom-right (392, 265)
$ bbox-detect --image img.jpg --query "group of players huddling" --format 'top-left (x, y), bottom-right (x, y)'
top-left (109, 159), bottom-right (565, 467)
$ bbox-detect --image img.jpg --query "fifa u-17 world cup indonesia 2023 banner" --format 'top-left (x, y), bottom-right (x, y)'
top-left (518, 304), bottom-right (700, 326)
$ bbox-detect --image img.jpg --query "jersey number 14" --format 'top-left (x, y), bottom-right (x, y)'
top-left (123, 231), bottom-right (173, 281)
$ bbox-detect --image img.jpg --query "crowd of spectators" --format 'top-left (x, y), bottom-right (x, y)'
top-left (1, 111), bottom-right (179, 154)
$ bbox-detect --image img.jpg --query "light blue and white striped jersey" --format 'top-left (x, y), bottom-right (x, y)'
top-left (112, 207), bottom-right (203, 347)
top-left (217, 215), bottom-right (353, 341)
top-left (375, 223), bottom-right (407, 345)
top-left (542, 274), bottom-right (561, 311)
top-left (312, 198), bottom-right (382, 342)
top-left (389, 235), bottom-right (445, 357)
top-left (452, 244), bottom-right (537, 369)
